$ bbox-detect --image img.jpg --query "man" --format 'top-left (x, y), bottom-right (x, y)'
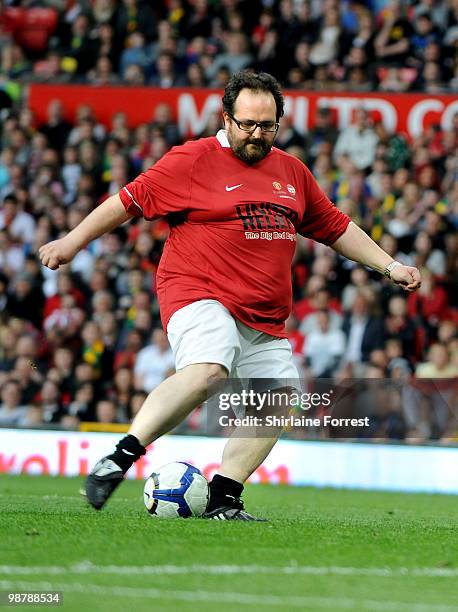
top-left (342, 291), bottom-right (386, 370)
top-left (0, 194), bottom-right (36, 244)
top-left (0, 380), bottom-right (28, 426)
top-left (304, 310), bottom-right (346, 378)
top-left (333, 107), bottom-right (379, 171)
top-left (39, 71), bottom-right (421, 520)
top-left (134, 328), bottom-right (175, 393)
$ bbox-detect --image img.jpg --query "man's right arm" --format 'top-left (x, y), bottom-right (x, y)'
top-left (39, 193), bottom-right (133, 270)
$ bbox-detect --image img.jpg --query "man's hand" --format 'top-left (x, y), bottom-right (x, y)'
top-left (389, 264), bottom-right (421, 292)
top-left (38, 237), bottom-right (79, 270)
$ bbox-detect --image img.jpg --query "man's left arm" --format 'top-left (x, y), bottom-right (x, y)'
top-left (331, 221), bottom-right (421, 292)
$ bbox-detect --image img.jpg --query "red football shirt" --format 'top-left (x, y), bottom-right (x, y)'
top-left (119, 130), bottom-right (351, 338)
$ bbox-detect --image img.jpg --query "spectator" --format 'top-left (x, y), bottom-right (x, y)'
top-left (114, 0), bottom-right (157, 44)
top-left (304, 310), bottom-right (346, 377)
top-left (120, 31), bottom-right (153, 80)
top-left (378, 67), bottom-right (410, 92)
top-left (342, 291), bottom-right (385, 370)
top-left (205, 33), bottom-right (253, 81)
top-left (374, 1), bottom-right (414, 66)
top-left (150, 103), bottom-right (181, 147)
top-left (184, 0), bottom-right (215, 40)
top-left (0, 193), bottom-right (36, 244)
top-left (96, 398), bottom-right (125, 424)
top-left (52, 347), bottom-right (75, 397)
top-left (197, 111), bottom-right (224, 139)
top-left (0, 326), bottom-right (17, 372)
top-left (67, 383), bottom-right (95, 421)
top-left (309, 5), bottom-right (343, 67)
top-left (123, 62), bottom-right (146, 86)
top-left (438, 320), bottom-right (457, 347)
top-left (20, 404), bottom-right (45, 428)
top-left (149, 51), bottom-right (186, 87)
top-left (60, 14), bottom-right (96, 77)
top-left (384, 295), bottom-right (417, 361)
top-left (61, 145), bottom-right (82, 204)
top-left (10, 355), bottom-right (43, 404)
top-left (6, 273), bottom-right (44, 330)
top-left (411, 231), bottom-right (447, 277)
top-left (39, 99), bottom-right (71, 152)
top-left (420, 61), bottom-right (448, 93)
top-left (341, 266), bottom-right (378, 312)
top-left (43, 272), bottom-right (85, 319)
top-left (347, 10), bottom-right (375, 62)
top-left (93, 23), bottom-right (120, 72)
top-left (186, 62), bottom-right (207, 87)
top-left (39, 379), bottom-right (64, 424)
top-left (416, 343), bottom-right (458, 378)
top-left (274, 115), bottom-right (306, 152)
top-left (407, 269), bottom-right (449, 329)
top-left (0, 229), bottom-right (25, 276)
top-left (134, 328), bottom-right (175, 393)
top-left (43, 294), bottom-right (85, 340)
top-left (87, 56), bottom-right (120, 86)
top-left (299, 288), bottom-right (343, 335)
top-left (0, 380), bottom-right (27, 426)
top-left (129, 390), bottom-right (148, 420)
top-left (411, 13), bottom-right (439, 63)
top-left (333, 108), bottom-right (379, 170)
top-left (308, 107), bottom-right (339, 163)
top-left (108, 366), bottom-right (134, 418)
top-left (15, 334), bottom-right (39, 364)
top-left (81, 320), bottom-right (113, 380)
top-left (114, 328), bottom-right (144, 370)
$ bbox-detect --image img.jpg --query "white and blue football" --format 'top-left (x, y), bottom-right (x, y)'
top-left (143, 462), bottom-right (209, 518)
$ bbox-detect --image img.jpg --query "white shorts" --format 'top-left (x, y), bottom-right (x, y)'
top-left (167, 299), bottom-right (299, 385)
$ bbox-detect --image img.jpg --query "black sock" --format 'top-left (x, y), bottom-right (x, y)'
top-left (207, 474), bottom-right (244, 511)
top-left (107, 435), bottom-right (146, 474)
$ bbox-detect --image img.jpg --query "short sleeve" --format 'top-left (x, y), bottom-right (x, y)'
top-left (298, 167), bottom-right (351, 245)
top-left (119, 145), bottom-right (194, 220)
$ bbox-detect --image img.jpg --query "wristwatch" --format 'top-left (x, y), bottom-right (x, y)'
top-left (384, 260), bottom-right (402, 278)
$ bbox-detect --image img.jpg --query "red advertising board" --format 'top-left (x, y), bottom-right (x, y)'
top-left (27, 84), bottom-right (458, 139)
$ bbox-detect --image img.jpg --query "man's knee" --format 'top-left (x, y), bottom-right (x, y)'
top-left (180, 362), bottom-right (228, 394)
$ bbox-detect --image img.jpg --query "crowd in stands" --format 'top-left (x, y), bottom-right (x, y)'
top-left (0, 0), bottom-right (457, 442)
top-left (0, 0), bottom-right (457, 93)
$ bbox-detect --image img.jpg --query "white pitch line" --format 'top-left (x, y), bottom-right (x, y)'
top-left (1, 563), bottom-right (458, 578)
top-left (0, 494), bottom-right (135, 502)
top-left (0, 580), bottom-right (456, 612)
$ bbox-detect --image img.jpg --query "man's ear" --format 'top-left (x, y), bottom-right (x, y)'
top-left (222, 112), bottom-right (230, 130)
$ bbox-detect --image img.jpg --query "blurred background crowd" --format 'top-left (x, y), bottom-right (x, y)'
top-left (0, 0), bottom-right (457, 442)
top-left (0, 0), bottom-right (457, 91)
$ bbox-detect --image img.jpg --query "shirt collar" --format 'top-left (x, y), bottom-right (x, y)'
top-left (216, 129), bottom-right (230, 147)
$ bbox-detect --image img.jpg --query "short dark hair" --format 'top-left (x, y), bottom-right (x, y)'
top-left (222, 70), bottom-right (285, 122)
top-left (3, 194), bottom-right (18, 206)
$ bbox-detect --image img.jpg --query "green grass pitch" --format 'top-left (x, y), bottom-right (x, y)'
top-left (1, 474), bottom-right (457, 612)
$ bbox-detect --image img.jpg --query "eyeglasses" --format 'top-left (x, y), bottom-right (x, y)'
top-left (229, 114), bottom-right (279, 133)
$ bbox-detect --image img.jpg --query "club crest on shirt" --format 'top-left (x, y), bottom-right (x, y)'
top-left (271, 181), bottom-right (296, 200)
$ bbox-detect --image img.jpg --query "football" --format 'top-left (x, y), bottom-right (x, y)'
top-left (143, 461), bottom-right (209, 518)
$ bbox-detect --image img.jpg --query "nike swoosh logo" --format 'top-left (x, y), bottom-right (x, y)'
top-left (121, 449), bottom-right (135, 455)
top-left (226, 184), bottom-right (242, 191)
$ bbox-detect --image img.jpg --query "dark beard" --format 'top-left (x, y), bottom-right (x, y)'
top-left (231, 138), bottom-right (272, 165)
